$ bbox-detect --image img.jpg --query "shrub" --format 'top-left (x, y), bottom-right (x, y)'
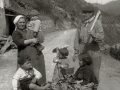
top-left (110, 46), bottom-right (120, 61)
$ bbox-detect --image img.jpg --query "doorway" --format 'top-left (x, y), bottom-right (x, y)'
top-left (7, 16), bottom-right (15, 35)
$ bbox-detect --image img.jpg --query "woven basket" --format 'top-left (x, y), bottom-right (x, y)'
top-left (61, 67), bottom-right (74, 75)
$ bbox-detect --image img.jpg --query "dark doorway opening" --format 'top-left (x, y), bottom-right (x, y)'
top-left (5, 9), bottom-right (17, 35)
top-left (7, 16), bottom-right (15, 35)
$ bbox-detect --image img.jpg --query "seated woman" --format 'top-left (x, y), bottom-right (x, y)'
top-left (73, 53), bottom-right (98, 90)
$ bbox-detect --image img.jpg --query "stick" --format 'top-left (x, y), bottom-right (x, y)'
top-left (90, 10), bottom-right (101, 32)
top-left (87, 10), bottom-right (101, 44)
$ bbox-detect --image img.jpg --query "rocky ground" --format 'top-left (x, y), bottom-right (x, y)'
top-left (0, 29), bottom-right (120, 90)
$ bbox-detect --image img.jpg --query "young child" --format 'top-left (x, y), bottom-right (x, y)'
top-left (12, 55), bottom-right (50, 90)
top-left (52, 46), bottom-right (70, 81)
top-left (73, 53), bottom-right (98, 90)
top-left (27, 10), bottom-right (44, 55)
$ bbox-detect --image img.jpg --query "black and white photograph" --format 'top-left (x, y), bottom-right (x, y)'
top-left (0, 0), bottom-right (120, 90)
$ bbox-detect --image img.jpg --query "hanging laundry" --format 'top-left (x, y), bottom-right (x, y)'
top-left (0, 0), bottom-right (4, 9)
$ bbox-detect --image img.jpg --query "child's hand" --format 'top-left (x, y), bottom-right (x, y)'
top-left (53, 57), bottom-right (61, 63)
top-left (59, 64), bottom-right (68, 68)
top-left (44, 83), bottom-right (51, 89)
top-left (75, 83), bottom-right (82, 89)
top-left (84, 82), bottom-right (94, 87)
top-left (76, 80), bottom-right (83, 84)
top-left (31, 77), bottom-right (37, 84)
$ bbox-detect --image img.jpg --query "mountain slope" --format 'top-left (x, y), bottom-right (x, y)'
top-left (9, 0), bottom-right (120, 46)
top-left (93, 0), bottom-right (120, 16)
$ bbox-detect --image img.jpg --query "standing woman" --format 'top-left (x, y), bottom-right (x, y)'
top-left (12, 15), bottom-right (46, 84)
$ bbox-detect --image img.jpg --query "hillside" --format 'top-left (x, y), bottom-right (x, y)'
top-left (52, 0), bottom-right (120, 46)
top-left (102, 16), bottom-right (120, 45)
top-left (9, 0), bottom-right (120, 46)
top-left (93, 0), bottom-right (120, 16)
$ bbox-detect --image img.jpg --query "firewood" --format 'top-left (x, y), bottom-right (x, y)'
top-left (0, 35), bottom-right (13, 54)
top-left (0, 37), bottom-right (8, 41)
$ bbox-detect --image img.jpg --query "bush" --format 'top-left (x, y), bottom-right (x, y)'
top-left (110, 46), bottom-right (120, 61)
top-left (34, 0), bottom-right (53, 14)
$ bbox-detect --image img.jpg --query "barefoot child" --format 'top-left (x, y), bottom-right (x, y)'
top-left (52, 46), bottom-right (70, 81)
top-left (12, 55), bottom-right (50, 90)
top-left (27, 10), bottom-right (44, 55)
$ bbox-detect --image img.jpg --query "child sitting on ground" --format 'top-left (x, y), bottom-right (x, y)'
top-left (73, 53), bottom-right (98, 90)
top-left (27, 10), bottom-right (44, 55)
top-left (12, 55), bottom-right (50, 90)
top-left (52, 46), bottom-right (70, 81)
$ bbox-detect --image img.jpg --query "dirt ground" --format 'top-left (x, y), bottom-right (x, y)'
top-left (43, 29), bottom-right (79, 81)
top-left (0, 29), bottom-right (120, 90)
top-left (0, 29), bottom-right (78, 90)
top-left (97, 54), bottom-right (120, 90)
top-left (0, 49), bottom-right (17, 90)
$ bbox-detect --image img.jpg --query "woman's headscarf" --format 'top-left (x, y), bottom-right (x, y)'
top-left (13, 15), bottom-right (25, 31)
top-left (13, 15), bottom-right (24, 25)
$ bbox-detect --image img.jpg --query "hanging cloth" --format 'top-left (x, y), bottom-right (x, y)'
top-left (0, 0), bottom-right (4, 9)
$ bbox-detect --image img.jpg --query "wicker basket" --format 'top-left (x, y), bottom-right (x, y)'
top-left (61, 67), bottom-right (74, 75)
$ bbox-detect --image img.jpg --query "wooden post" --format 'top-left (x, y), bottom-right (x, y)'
top-left (0, 0), bottom-right (7, 36)
top-left (0, 0), bottom-right (4, 9)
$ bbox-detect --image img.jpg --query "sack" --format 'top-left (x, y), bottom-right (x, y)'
top-left (38, 31), bottom-right (44, 43)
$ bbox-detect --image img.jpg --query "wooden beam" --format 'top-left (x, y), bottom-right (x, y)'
top-left (0, 35), bottom-right (13, 54)
top-left (5, 14), bottom-right (16, 16)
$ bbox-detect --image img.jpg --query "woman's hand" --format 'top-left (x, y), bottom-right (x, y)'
top-left (32, 38), bottom-right (39, 44)
top-left (53, 57), bottom-right (61, 64)
top-left (24, 38), bottom-right (38, 45)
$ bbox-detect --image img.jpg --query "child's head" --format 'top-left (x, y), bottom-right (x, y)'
top-left (52, 46), bottom-right (69, 59)
top-left (29, 10), bottom-right (39, 20)
top-left (58, 47), bottom-right (69, 59)
top-left (18, 55), bottom-right (32, 70)
top-left (78, 53), bottom-right (93, 66)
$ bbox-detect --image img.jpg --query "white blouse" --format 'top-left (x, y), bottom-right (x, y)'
top-left (12, 67), bottom-right (42, 90)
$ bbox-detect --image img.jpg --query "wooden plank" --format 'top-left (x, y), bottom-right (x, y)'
top-left (0, 37), bottom-right (8, 41)
top-left (0, 35), bottom-right (13, 54)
